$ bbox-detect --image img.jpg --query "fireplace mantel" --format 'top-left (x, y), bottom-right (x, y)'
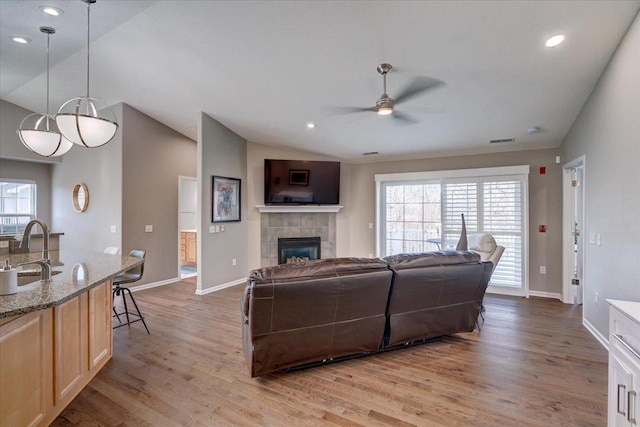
top-left (256, 205), bottom-right (343, 213)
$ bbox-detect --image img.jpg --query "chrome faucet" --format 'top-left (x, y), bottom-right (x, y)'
top-left (17, 219), bottom-right (52, 282)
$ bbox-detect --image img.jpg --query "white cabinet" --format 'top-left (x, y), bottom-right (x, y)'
top-left (608, 300), bottom-right (640, 426)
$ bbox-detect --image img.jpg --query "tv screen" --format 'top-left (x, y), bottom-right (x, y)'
top-left (264, 159), bottom-right (340, 205)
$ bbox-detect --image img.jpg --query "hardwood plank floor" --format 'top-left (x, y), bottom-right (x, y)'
top-left (53, 279), bottom-right (608, 426)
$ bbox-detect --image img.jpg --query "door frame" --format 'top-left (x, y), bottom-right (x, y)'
top-left (178, 175), bottom-right (198, 279)
top-left (562, 156), bottom-right (586, 305)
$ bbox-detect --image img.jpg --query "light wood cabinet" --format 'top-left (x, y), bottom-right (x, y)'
top-left (608, 301), bottom-right (640, 427)
top-left (0, 280), bottom-right (113, 427)
top-left (181, 231), bottom-right (197, 265)
top-left (0, 310), bottom-right (53, 427)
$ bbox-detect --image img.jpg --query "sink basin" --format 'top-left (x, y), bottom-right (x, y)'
top-left (17, 269), bottom-right (62, 286)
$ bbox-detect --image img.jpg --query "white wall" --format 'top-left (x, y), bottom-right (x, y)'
top-left (562, 12), bottom-right (640, 337)
top-left (198, 113), bottom-right (248, 291)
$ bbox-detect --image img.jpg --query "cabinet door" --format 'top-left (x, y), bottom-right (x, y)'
top-left (609, 353), bottom-right (634, 426)
top-left (0, 310), bottom-right (53, 427)
top-left (88, 280), bottom-right (113, 372)
top-left (54, 293), bottom-right (87, 405)
top-left (186, 232), bottom-right (197, 263)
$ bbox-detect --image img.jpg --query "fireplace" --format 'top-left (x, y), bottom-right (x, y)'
top-left (278, 237), bottom-right (321, 264)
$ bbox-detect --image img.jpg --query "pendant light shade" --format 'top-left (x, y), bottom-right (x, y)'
top-left (56, 0), bottom-right (118, 148)
top-left (17, 27), bottom-right (73, 157)
top-left (57, 97), bottom-right (118, 147)
top-left (18, 113), bottom-right (73, 157)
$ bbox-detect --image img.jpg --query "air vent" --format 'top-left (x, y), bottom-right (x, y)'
top-left (489, 138), bottom-right (516, 144)
top-left (362, 151), bottom-right (379, 156)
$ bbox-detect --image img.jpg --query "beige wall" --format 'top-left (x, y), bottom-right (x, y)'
top-left (198, 113), bottom-right (248, 291)
top-left (0, 100), bottom-right (62, 164)
top-left (562, 12), bottom-right (640, 337)
top-left (246, 142), bottom-right (350, 270)
top-left (121, 104), bottom-right (197, 286)
top-left (51, 105), bottom-right (124, 253)
top-left (346, 148), bottom-right (563, 295)
top-left (0, 159), bottom-right (53, 228)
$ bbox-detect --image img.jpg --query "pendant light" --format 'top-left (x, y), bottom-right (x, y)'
top-left (56, 0), bottom-right (118, 148)
top-left (17, 27), bottom-right (73, 157)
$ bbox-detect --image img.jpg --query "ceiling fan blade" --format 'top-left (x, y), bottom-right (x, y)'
top-left (324, 106), bottom-right (376, 115)
top-left (393, 76), bottom-right (444, 105)
top-left (391, 111), bottom-right (418, 125)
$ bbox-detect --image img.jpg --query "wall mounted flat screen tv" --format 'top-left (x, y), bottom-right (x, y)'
top-left (264, 159), bottom-right (340, 205)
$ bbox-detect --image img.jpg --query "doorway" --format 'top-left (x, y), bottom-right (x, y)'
top-left (179, 176), bottom-right (197, 279)
top-left (562, 157), bottom-right (585, 306)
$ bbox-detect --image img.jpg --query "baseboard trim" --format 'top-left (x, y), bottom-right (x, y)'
top-left (195, 277), bottom-right (246, 295)
top-left (583, 318), bottom-right (609, 351)
top-left (528, 291), bottom-right (563, 301)
top-left (129, 277), bottom-right (180, 293)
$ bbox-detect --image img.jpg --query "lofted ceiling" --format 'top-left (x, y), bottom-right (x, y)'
top-left (1, 0), bottom-right (639, 162)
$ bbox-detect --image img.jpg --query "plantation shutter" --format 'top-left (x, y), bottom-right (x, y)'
top-left (441, 179), bottom-right (478, 249)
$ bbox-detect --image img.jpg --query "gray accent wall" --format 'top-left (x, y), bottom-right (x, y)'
top-left (0, 159), bottom-right (52, 227)
top-left (0, 100), bottom-right (62, 163)
top-left (198, 113), bottom-right (247, 291)
top-left (562, 12), bottom-right (640, 338)
top-left (51, 104), bottom-right (124, 252)
top-left (121, 104), bottom-right (197, 286)
top-left (346, 148), bottom-right (563, 295)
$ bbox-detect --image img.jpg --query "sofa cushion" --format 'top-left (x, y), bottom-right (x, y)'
top-left (249, 257), bottom-right (388, 282)
top-left (384, 250), bottom-right (480, 270)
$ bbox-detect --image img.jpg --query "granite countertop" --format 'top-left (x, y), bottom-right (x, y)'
top-left (608, 299), bottom-right (640, 327)
top-left (0, 232), bottom-right (65, 239)
top-left (0, 250), bottom-right (142, 318)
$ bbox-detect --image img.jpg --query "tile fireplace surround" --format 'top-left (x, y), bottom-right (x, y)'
top-left (261, 213), bottom-right (336, 267)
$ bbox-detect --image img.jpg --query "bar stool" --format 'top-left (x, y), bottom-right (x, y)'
top-left (112, 249), bottom-right (150, 334)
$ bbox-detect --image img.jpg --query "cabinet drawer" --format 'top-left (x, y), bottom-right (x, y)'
top-left (611, 308), bottom-right (640, 364)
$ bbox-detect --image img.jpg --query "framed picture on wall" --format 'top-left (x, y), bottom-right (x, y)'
top-left (289, 170), bottom-right (309, 186)
top-left (212, 176), bottom-right (241, 223)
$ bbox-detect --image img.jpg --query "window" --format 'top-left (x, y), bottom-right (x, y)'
top-left (0, 180), bottom-right (36, 235)
top-left (377, 166), bottom-right (528, 294)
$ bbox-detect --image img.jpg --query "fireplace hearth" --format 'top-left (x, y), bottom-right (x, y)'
top-left (278, 237), bottom-right (321, 264)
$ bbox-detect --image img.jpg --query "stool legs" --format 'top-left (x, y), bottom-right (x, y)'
top-left (112, 285), bottom-right (150, 334)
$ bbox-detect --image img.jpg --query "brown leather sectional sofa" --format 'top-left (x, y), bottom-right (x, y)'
top-left (242, 251), bottom-right (493, 377)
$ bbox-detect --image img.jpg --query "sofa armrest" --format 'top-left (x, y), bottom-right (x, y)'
top-left (241, 283), bottom-right (251, 324)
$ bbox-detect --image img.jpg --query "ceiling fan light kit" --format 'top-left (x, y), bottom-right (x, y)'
top-left (17, 26), bottom-right (73, 157)
top-left (331, 63), bottom-right (443, 124)
top-left (56, 0), bottom-right (118, 148)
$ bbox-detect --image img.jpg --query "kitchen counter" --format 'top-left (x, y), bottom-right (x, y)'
top-left (0, 250), bottom-right (142, 318)
top-left (607, 299), bottom-right (640, 327)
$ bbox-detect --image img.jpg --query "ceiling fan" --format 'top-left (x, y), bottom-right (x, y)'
top-left (329, 63), bottom-right (444, 124)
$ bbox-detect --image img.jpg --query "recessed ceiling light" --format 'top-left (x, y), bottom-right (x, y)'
top-left (40, 6), bottom-right (64, 16)
top-left (545, 34), bottom-right (565, 48)
top-left (306, 122), bottom-right (316, 129)
top-left (9, 36), bottom-right (31, 44)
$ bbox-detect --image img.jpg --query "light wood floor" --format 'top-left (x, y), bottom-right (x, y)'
top-left (52, 279), bottom-right (608, 426)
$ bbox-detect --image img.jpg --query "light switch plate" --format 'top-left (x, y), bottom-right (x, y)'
top-left (145, 225), bottom-right (153, 233)
top-left (209, 225), bottom-right (215, 233)
top-left (110, 225), bottom-right (117, 233)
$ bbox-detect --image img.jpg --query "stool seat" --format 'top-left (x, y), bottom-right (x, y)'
top-left (112, 249), bottom-right (149, 334)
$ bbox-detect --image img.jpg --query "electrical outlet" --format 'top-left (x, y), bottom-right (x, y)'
top-left (110, 225), bottom-right (117, 233)
top-left (594, 292), bottom-right (599, 304)
top-left (368, 253), bottom-right (373, 258)
top-left (145, 225), bottom-right (153, 233)
top-left (232, 258), bottom-right (236, 266)
top-left (540, 266), bottom-right (546, 274)
top-left (368, 223), bottom-right (373, 229)
top-left (596, 234), bottom-right (602, 246)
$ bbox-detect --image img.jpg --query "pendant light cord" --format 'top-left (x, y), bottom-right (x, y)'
top-left (46, 32), bottom-right (50, 129)
top-left (86, 0), bottom-right (91, 98)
